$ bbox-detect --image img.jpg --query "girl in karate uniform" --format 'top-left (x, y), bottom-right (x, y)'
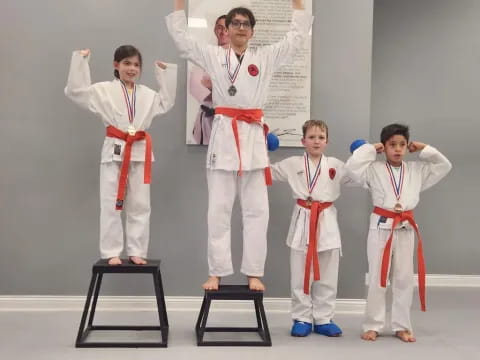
top-left (65, 45), bottom-right (177, 265)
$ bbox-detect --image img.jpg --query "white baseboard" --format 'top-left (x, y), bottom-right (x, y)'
top-left (364, 273), bottom-right (480, 287)
top-left (1, 274), bottom-right (477, 313)
top-left (0, 296), bottom-right (364, 314)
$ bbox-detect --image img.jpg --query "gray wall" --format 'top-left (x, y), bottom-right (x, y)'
top-left (13, 0), bottom-right (476, 299)
top-left (372, 0), bottom-right (479, 276)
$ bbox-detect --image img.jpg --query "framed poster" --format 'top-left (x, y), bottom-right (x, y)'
top-left (185, 0), bottom-right (312, 146)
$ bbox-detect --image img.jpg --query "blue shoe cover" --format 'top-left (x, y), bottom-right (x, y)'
top-left (291, 320), bottom-right (312, 337)
top-left (313, 321), bottom-right (342, 337)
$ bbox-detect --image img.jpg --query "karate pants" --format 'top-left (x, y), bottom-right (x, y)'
top-left (99, 161), bottom-right (150, 259)
top-left (290, 248), bottom-right (340, 324)
top-left (207, 169), bottom-right (269, 277)
top-left (363, 227), bottom-right (415, 333)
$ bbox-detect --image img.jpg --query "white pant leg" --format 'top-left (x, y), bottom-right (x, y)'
top-left (290, 248), bottom-right (313, 323)
top-left (238, 169), bottom-right (269, 276)
top-left (124, 162), bottom-right (151, 258)
top-left (99, 162), bottom-right (124, 259)
top-left (363, 229), bottom-right (390, 333)
top-left (391, 228), bottom-right (415, 333)
top-left (312, 249), bottom-right (340, 325)
top-left (207, 169), bottom-right (237, 276)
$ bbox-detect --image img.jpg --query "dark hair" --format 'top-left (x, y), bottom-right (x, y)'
top-left (302, 120), bottom-right (328, 138)
top-left (380, 123), bottom-right (410, 145)
top-left (215, 15), bottom-right (227, 25)
top-left (225, 7), bottom-right (256, 29)
top-left (113, 45), bottom-right (143, 79)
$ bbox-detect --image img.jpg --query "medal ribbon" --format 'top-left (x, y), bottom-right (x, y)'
top-left (120, 81), bottom-right (136, 124)
top-left (386, 162), bottom-right (404, 200)
top-left (304, 153), bottom-right (322, 195)
top-left (226, 46), bottom-right (244, 86)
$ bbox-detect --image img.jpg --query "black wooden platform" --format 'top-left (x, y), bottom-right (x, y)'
top-left (195, 285), bottom-right (271, 346)
top-left (75, 259), bottom-right (168, 348)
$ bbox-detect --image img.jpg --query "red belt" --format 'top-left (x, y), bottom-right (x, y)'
top-left (373, 206), bottom-right (426, 311)
top-left (297, 199), bottom-right (333, 294)
top-left (106, 125), bottom-right (152, 210)
top-left (214, 107), bottom-right (272, 185)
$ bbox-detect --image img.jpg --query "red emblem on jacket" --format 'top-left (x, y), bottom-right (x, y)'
top-left (329, 168), bottom-right (336, 180)
top-left (248, 64), bottom-right (259, 76)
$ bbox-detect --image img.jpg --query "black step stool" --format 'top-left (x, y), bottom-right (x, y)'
top-left (75, 259), bottom-right (168, 348)
top-left (195, 285), bottom-right (272, 346)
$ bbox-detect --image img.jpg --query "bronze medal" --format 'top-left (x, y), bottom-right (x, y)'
top-left (394, 202), bottom-right (403, 213)
top-left (127, 124), bottom-right (136, 136)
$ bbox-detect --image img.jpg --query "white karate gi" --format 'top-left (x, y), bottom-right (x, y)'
top-left (271, 154), bottom-right (352, 324)
top-left (166, 10), bottom-right (313, 276)
top-left (65, 51), bottom-right (177, 259)
top-left (345, 144), bottom-right (452, 333)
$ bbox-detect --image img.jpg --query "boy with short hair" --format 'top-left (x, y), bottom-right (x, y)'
top-left (166, 0), bottom-right (313, 291)
top-left (271, 120), bottom-right (350, 337)
top-left (345, 123), bottom-right (452, 342)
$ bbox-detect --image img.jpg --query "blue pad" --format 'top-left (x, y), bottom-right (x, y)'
top-left (267, 133), bottom-right (280, 151)
top-left (313, 321), bottom-right (342, 337)
top-left (349, 139), bottom-right (368, 154)
top-left (291, 320), bottom-right (312, 337)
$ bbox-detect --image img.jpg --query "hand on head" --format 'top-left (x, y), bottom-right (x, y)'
top-left (408, 141), bottom-right (426, 153)
top-left (374, 143), bottom-right (384, 153)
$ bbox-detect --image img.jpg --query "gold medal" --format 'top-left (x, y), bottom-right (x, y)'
top-left (394, 203), bottom-right (403, 213)
top-left (306, 196), bottom-right (313, 207)
top-left (127, 124), bottom-right (136, 136)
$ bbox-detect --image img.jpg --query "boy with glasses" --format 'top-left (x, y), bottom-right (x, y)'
top-left (166, 0), bottom-right (313, 291)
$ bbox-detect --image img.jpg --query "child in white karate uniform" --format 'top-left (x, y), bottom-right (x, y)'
top-left (166, 0), bottom-right (313, 291)
top-left (345, 123), bottom-right (452, 342)
top-left (271, 120), bottom-right (353, 337)
top-left (65, 45), bottom-right (177, 265)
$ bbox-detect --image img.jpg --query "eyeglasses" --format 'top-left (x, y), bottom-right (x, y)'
top-left (230, 20), bottom-right (252, 30)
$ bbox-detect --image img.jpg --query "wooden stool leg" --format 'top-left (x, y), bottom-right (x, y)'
top-left (254, 297), bottom-right (263, 331)
top-left (257, 297), bottom-right (272, 345)
top-left (197, 296), bottom-right (212, 344)
top-left (87, 272), bottom-right (103, 326)
top-left (153, 269), bottom-right (169, 344)
top-left (75, 271), bottom-right (99, 346)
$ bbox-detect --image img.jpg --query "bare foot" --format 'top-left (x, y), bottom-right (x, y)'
top-left (129, 256), bottom-right (147, 265)
top-left (395, 330), bottom-right (416, 343)
top-left (202, 276), bottom-right (220, 290)
top-left (248, 277), bottom-right (265, 291)
top-left (108, 256), bottom-right (122, 265)
top-left (361, 330), bottom-right (378, 341)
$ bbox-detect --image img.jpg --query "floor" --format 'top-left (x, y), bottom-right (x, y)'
top-left (1, 288), bottom-right (478, 360)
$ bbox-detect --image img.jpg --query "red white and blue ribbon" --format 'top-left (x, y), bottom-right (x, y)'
top-left (226, 46), bottom-right (244, 85)
top-left (120, 81), bottom-right (136, 124)
top-left (304, 153), bottom-right (322, 194)
top-left (386, 162), bottom-right (404, 200)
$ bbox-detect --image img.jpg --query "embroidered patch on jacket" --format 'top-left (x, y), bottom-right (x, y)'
top-left (329, 168), bottom-right (336, 180)
top-left (248, 64), bottom-right (259, 77)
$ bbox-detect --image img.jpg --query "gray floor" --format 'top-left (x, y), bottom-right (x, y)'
top-left (1, 288), bottom-right (479, 360)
